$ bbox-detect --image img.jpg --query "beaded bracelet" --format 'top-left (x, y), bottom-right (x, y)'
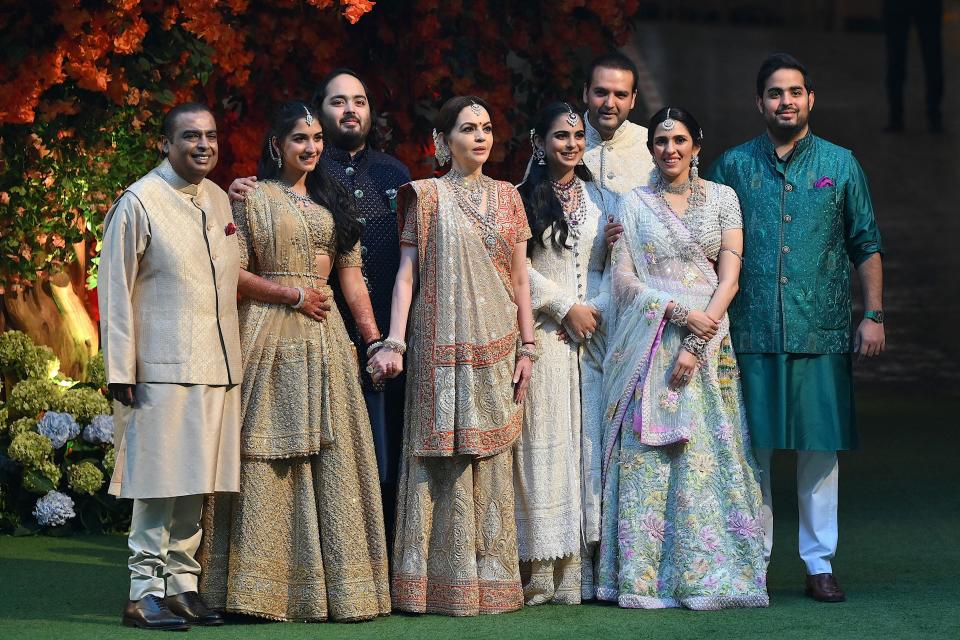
top-left (365, 341), bottom-right (385, 357)
top-left (290, 286), bottom-right (307, 310)
top-left (517, 344), bottom-right (539, 363)
top-left (669, 303), bottom-right (690, 328)
top-left (681, 333), bottom-right (708, 362)
top-left (382, 338), bottom-right (407, 355)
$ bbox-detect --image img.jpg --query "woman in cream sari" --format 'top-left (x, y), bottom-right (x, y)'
top-left (198, 101), bottom-right (390, 622)
top-left (596, 107), bottom-right (767, 609)
top-left (369, 95), bottom-right (535, 616)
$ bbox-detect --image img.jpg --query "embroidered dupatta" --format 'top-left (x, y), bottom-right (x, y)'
top-left (398, 178), bottom-right (529, 457)
top-left (600, 187), bottom-right (730, 480)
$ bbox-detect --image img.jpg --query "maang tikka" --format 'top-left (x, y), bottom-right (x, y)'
top-left (564, 103), bottom-right (579, 127)
top-left (469, 100), bottom-right (483, 116)
top-left (303, 106), bottom-right (314, 126)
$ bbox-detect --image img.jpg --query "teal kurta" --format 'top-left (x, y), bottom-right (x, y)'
top-left (708, 132), bottom-right (882, 450)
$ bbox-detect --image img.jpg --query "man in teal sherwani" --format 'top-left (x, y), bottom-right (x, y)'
top-left (708, 53), bottom-right (885, 604)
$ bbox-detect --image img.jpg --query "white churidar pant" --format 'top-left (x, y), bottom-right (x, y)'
top-left (754, 448), bottom-right (839, 575)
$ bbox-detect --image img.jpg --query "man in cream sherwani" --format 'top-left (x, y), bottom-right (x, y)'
top-left (579, 51), bottom-right (655, 600)
top-left (99, 102), bottom-right (241, 630)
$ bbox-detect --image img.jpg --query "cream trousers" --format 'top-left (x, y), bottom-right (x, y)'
top-left (128, 495), bottom-right (204, 600)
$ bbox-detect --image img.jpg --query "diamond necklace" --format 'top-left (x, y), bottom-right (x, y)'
top-left (444, 168), bottom-right (498, 247)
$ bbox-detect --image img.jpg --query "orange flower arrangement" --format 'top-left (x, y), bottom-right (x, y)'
top-left (1, 0), bottom-right (641, 297)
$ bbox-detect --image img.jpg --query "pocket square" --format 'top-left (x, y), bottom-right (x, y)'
top-left (225, 222), bottom-right (237, 236)
top-left (814, 176), bottom-right (834, 188)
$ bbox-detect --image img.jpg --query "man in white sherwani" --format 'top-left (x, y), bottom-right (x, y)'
top-left (579, 51), bottom-right (655, 599)
top-left (99, 103), bottom-right (241, 630)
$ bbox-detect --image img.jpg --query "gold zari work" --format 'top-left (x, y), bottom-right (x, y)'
top-left (198, 182), bottom-right (389, 621)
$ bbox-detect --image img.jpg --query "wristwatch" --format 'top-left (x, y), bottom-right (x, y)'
top-left (864, 309), bottom-right (884, 324)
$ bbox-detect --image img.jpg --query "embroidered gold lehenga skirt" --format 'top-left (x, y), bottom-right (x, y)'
top-left (198, 294), bottom-right (390, 622)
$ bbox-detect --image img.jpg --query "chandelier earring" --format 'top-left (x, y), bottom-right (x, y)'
top-left (690, 154), bottom-right (700, 181)
top-left (529, 129), bottom-right (546, 165)
top-left (268, 137), bottom-right (282, 169)
top-left (432, 128), bottom-right (450, 166)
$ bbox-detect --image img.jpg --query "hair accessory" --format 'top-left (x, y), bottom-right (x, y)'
top-left (269, 137), bottom-right (282, 169)
top-left (303, 106), bottom-right (314, 126)
top-left (564, 103), bottom-right (579, 127)
top-left (469, 100), bottom-right (483, 116)
top-left (432, 128), bottom-right (450, 166)
top-left (662, 118), bottom-right (676, 131)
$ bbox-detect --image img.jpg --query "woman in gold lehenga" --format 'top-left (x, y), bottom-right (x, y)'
top-left (369, 96), bottom-right (536, 616)
top-left (198, 101), bottom-right (390, 622)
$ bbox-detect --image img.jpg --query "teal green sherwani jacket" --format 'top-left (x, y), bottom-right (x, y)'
top-left (707, 132), bottom-right (882, 354)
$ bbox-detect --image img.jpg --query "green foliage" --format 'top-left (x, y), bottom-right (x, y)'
top-left (102, 447), bottom-right (117, 475)
top-left (8, 417), bottom-right (37, 437)
top-left (57, 387), bottom-right (110, 425)
top-left (7, 379), bottom-right (62, 419)
top-left (84, 352), bottom-right (106, 389)
top-left (66, 462), bottom-right (104, 496)
top-left (0, 331), bottom-right (60, 380)
top-left (8, 431), bottom-right (54, 468)
top-left (0, 331), bottom-right (122, 533)
top-left (0, 106), bottom-right (161, 293)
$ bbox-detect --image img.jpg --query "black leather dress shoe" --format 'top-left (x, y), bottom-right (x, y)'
top-left (122, 594), bottom-right (190, 630)
top-left (165, 591), bottom-right (224, 626)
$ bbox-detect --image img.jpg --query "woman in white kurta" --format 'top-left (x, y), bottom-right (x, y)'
top-left (513, 103), bottom-right (612, 605)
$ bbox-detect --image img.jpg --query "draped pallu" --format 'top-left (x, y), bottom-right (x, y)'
top-left (198, 181), bottom-right (389, 622)
top-left (595, 184), bottom-right (768, 610)
top-left (391, 178), bottom-right (530, 616)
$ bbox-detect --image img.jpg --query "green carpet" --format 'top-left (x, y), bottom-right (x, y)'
top-left (1, 392), bottom-right (957, 639)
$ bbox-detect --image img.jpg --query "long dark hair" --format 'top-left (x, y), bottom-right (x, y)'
top-left (518, 102), bottom-right (594, 255)
top-left (257, 100), bottom-right (361, 254)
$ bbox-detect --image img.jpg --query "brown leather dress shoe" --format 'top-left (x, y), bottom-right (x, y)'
top-left (122, 594), bottom-right (190, 630)
top-left (805, 573), bottom-right (847, 603)
top-left (164, 591), bottom-right (224, 626)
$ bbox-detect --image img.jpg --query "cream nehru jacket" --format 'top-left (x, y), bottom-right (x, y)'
top-left (99, 159), bottom-right (241, 386)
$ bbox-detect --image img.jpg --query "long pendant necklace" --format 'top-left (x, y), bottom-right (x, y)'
top-left (553, 178), bottom-right (588, 301)
top-left (445, 168), bottom-right (498, 248)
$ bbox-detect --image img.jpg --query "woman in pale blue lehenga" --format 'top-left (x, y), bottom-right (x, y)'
top-left (595, 107), bottom-right (768, 610)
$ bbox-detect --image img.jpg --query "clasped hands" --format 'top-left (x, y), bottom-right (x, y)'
top-left (367, 348), bottom-right (402, 384)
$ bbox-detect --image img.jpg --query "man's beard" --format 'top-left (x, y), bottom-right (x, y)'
top-left (765, 109), bottom-right (808, 139)
top-left (325, 119), bottom-right (369, 152)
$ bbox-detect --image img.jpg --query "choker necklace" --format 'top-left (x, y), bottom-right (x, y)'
top-left (551, 176), bottom-right (577, 205)
top-left (276, 180), bottom-right (314, 206)
top-left (658, 175), bottom-right (691, 195)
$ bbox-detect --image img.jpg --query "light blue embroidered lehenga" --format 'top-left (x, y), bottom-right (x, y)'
top-left (594, 182), bottom-right (768, 610)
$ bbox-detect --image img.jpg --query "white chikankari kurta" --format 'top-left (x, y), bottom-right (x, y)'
top-left (100, 159), bottom-right (241, 498)
top-left (514, 180), bottom-right (611, 562)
